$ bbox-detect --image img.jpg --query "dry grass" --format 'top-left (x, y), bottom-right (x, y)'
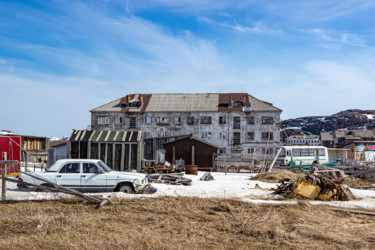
top-left (1, 197), bottom-right (375, 249)
top-left (250, 170), bottom-right (305, 183)
top-left (344, 176), bottom-right (375, 189)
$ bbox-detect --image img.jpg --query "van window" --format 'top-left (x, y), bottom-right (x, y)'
top-left (292, 148), bottom-right (300, 156)
top-left (300, 148), bottom-right (309, 156)
top-left (318, 148), bottom-right (326, 156)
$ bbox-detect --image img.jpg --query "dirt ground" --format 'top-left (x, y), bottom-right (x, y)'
top-left (1, 197), bottom-right (375, 249)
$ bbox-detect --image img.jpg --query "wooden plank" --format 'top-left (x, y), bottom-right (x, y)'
top-left (1, 152), bottom-right (7, 201)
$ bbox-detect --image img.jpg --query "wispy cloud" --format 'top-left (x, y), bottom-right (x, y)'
top-left (302, 28), bottom-right (365, 47)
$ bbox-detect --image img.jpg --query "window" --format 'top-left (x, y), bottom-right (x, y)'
top-left (97, 116), bottom-right (109, 125)
top-left (232, 101), bottom-right (243, 107)
top-left (248, 148), bottom-right (255, 154)
top-left (219, 116), bottom-right (226, 124)
top-left (219, 132), bottom-right (226, 139)
top-left (200, 116), bottom-right (212, 124)
top-left (201, 132), bottom-right (211, 139)
top-left (261, 132), bottom-right (273, 140)
top-left (261, 116), bottom-right (273, 125)
top-left (233, 132), bottom-right (241, 145)
top-left (130, 117), bottom-right (137, 129)
top-left (247, 132), bottom-right (254, 141)
top-left (59, 163), bottom-right (80, 173)
top-left (175, 116), bottom-right (182, 124)
top-left (157, 116), bottom-right (170, 124)
top-left (83, 163), bottom-right (99, 174)
top-left (115, 117), bottom-right (122, 124)
top-left (262, 148), bottom-right (273, 155)
top-left (233, 116), bottom-right (241, 129)
top-left (246, 116), bottom-right (255, 124)
top-left (187, 116), bottom-right (194, 125)
top-left (144, 117), bottom-right (151, 124)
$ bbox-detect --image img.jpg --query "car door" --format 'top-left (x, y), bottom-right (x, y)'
top-left (56, 162), bottom-right (81, 191)
top-left (80, 163), bottom-right (107, 192)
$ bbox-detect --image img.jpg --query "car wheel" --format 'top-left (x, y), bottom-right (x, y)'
top-left (118, 183), bottom-right (134, 194)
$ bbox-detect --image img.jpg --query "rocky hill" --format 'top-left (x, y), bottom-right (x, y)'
top-left (282, 109), bottom-right (375, 135)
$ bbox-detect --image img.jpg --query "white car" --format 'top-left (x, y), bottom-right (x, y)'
top-left (19, 159), bottom-right (156, 194)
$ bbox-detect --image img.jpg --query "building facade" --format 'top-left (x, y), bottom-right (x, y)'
top-left (90, 93), bottom-right (282, 159)
top-left (286, 135), bottom-right (321, 146)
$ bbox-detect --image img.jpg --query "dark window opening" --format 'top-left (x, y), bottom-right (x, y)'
top-left (219, 116), bottom-right (226, 124)
top-left (130, 117), bottom-right (137, 129)
top-left (200, 116), bottom-right (212, 124)
top-left (187, 116), bottom-right (194, 125)
top-left (261, 132), bottom-right (273, 140)
top-left (233, 116), bottom-right (241, 129)
top-left (233, 132), bottom-right (241, 145)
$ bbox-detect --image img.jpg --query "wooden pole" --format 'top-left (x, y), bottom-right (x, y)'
top-left (2, 152), bottom-right (7, 201)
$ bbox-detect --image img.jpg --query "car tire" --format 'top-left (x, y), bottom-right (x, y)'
top-left (118, 183), bottom-right (134, 194)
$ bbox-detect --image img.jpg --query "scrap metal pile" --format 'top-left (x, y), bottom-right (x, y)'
top-left (274, 174), bottom-right (356, 201)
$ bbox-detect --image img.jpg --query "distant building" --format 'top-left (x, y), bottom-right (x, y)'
top-left (320, 132), bottom-right (334, 148)
top-left (334, 129), bottom-right (375, 147)
top-left (90, 93), bottom-right (282, 161)
top-left (286, 134), bottom-right (320, 146)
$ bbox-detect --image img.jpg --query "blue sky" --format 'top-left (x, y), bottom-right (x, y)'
top-left (1, 0), bottom-right (375, 137)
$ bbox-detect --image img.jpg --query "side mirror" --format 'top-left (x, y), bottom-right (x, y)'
top-left (98, 169), bottom-right (105, 174)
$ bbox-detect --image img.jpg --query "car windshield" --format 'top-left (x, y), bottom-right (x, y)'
top-left (45, 162), bottom-right (57, 172)
top-left (98, 161), bottom-right (112, 172)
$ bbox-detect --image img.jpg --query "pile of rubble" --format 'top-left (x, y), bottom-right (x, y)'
top-left (274, 174), bottom-right (356, 201)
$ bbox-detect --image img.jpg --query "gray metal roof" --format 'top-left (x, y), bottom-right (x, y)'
top-left (90, 93), bottom-right (281, 113)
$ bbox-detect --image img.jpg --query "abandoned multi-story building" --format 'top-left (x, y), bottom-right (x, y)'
top-left (90, 93), bottom-right (282, 161)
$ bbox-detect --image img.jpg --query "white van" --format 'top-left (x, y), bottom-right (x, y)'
top-left (275, 146), bottom-right (329, 166)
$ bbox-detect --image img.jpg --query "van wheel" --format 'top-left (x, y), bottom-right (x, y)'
top-left (118, 183), bottom-right (134, 194)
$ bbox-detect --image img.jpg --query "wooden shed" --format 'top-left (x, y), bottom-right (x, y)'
top-left (163, 136), bottom-right (221, 171)
top-left (67, 129), bottom-right (144, 172)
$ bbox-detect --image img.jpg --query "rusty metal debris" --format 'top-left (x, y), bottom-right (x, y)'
top-left (274, 174), bottom-right (356, 201)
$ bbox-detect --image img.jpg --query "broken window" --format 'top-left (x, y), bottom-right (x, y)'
top-left (97, 116), bottom-right (109, 125)
top-left (246, 116), bottom-right (255, 124)
top-left (248, 148), bottom-right (255, 154)
top-left (187, 116), bottom-right (194, 125)
top-left (233, 132), bottom-right (241, 145)
top-left (200, 116), bottom-right (212, 124)
top-left (233, 116), bottom-right (241, 129)
top-left (261, 132), bottom-right (273, 140)
top-left (247, 132), bottom-right (254, 141)
top-left (219, 132), bottom-right (226, 139)
top-left (201, 132), bottom-right (212, 139)
top-left (175, 116), bottom-right (182, 124)
top-left (232, 101), bottom-right (243, 107)
top-left (144, 117), bottom-right (151, 124)
top-left (157, 116), bottom-right (170, 124)
top-left (262, 148), bottom-right (273, 155)
top-left (129, 117), bottom-right (137, 129)
top-left (129, 101), bottom-right (140, 108)
top-left (261, 116), bottom-right (273, 125)
top-left (115, 117), bottom-right (122, 124)
top-left (219, 116), bottom-right (226, 124)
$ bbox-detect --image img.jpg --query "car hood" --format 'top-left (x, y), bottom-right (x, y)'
top-left (109, 171), bottom-right (147, 178)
